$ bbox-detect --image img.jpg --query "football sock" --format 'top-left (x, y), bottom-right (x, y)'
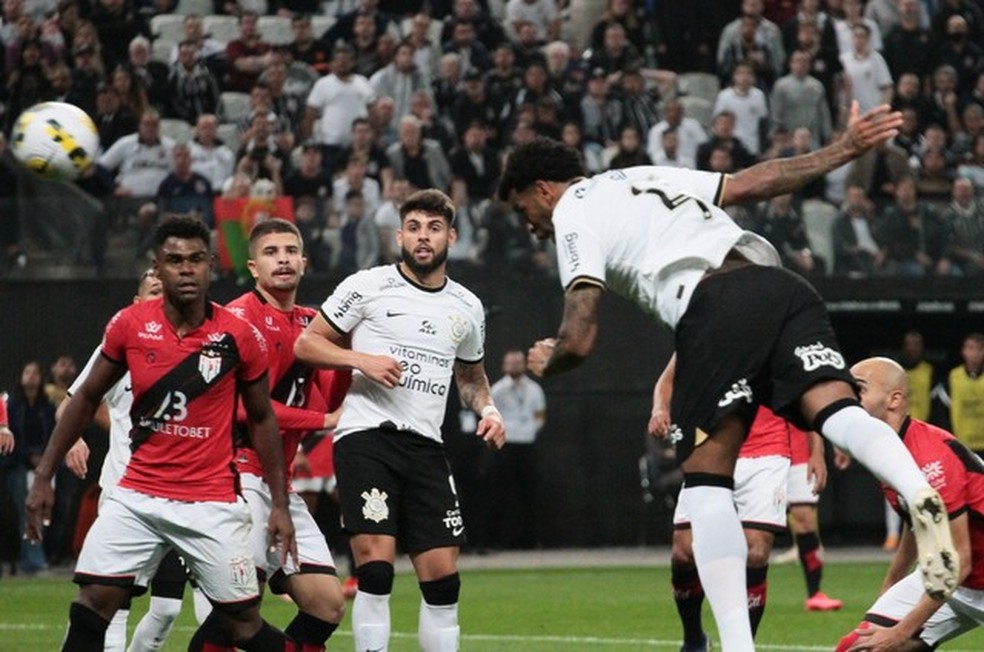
top-left (236, 620), bottom-right (293, 651)
top-left (671, 562), bottom-right (706, 647)
top-left (746, 565), bottom-right (768, 637)
top-left (817, 404), bottom-right (927, 504)
top-left (284, 611), bottom-right (338, 651)
top-left (797, 532), bottom-right (823, 597)
top-left (128, 596), bottom-right (182, 651)
top-left (353, 591), bottom-right (391, 652)
top-left (419, 574), bottom-right (461, 652)
top-left (680, 483), bottom-right (754, 651)
top-left (186, 613), bottom-right (233, 652)
top-left (63, 602), bottom-right (109, 652)
top-left (105, 607), bottom-right (128, 652)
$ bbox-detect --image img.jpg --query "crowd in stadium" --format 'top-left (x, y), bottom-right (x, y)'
top-left (0, 0), bottom-right (980, 278)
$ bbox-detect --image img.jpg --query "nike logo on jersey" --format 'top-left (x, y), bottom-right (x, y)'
top-left (385, 310), bottom-right (407, 318)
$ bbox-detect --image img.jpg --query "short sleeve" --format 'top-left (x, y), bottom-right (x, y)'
top-left (554, 190), bottom-right (608, 293)
top-left (237, 322), bottom-right (270, 384)
top-left (70, 344), bottom-right (103, 396)
top-left (319, 271), bottom-right (369, 334)
top-left (932, 446), bottom-right (969, 516)
top-left (101, 309), bottom-right (131, 366)
top-left (455, 302), bottom-right (485, 363)
top-left (642, 167), bottom-right (727, 206)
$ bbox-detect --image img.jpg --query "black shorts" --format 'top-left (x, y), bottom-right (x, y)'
top-left (334, 428), bottom-right (465, 553)
top-left (670, 265), bottom-right (856, 461)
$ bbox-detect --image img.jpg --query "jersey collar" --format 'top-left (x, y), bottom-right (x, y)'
top-left (396, 263), bottom-right (447, 293)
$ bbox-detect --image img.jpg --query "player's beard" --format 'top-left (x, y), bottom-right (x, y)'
top-left (401, 243), bottom-right (448, 278)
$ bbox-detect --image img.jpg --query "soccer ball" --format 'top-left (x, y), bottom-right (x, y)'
top-left (11, 102), bottom-right (100, 182)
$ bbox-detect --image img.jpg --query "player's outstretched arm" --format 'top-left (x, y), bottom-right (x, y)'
top-left (241, 374), bottom-right (297, 566)
top-left (295, 313), bottom-right (403, 388)
top-left (26, 356), bottom-right (123, 543)
top-left (528, 284), bottom-right (603, 378)
top-left (649, 353), bottom-right (676, 438)
top-left (722, 102), bottom-right (902, 207)
top-left (454, 360), bottom-right (505, 449)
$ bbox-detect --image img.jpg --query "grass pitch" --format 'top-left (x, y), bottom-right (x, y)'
top-left (2, 561), bottom-right (983, 650)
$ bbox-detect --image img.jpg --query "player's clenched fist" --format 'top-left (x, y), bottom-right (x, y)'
top-left (527, 338), bottom-right (557, 377)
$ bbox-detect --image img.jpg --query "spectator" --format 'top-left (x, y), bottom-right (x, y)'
top-left (651, 127), bottom-right (687, 168)
top-left (947, 332), bottom-right (984, 454)
top-left (932, 0), bottom-right (984, 46)
top-left (507, 19), bottom-right (545, 71)
top-left (283, 142), bottom-right (334, 272)
top-left (833, 184), bottom-right (884, 276)
top-left (647, 99), bottom-right (707, 170)
top-left (559, 120), bottom-right (604, 174)
top-left (236, 113), bottom-right (287, 189)
top-left (386, 114), bottom-right (451, 193)
top-left (964, 71), bottom-right (984, 113)
top-left (168, 14), bottom-right (224, 66)
top-left (488, 348), bottom-right (546, 550)
top-left (45, 61), bottom-right (73, 103)
top-left (442, 18), bottom-right (491, 78)
top-left (607, 125), bottom-right (652, 170)
top-left (303, 43), bottom-right (374, 176)
top-left (90, 0), bottom-right (141, 72)
top-left (543, 40), bottom-right (586, 114)
top-left (780, 127), bottom-right (827, 201)
top-left (579, 67), bottom-right (622, 150)
top-left (942, 177), bottom-right (984, 276)
top-left (288, 14), bottom-right (332, 76)
top-left (405, 13), bottom-right (440, 83)
top-left (333, 154), bottom-right (381, 218)
top-left (189, 114), bottom-right (236, 194)
top-left (717, 0), bottom-right (786, 85)
top-left (697, 111), bottom-right (757, 172)
top-left (955, 104), bottom-right (984, 159)
top-left (322, 0), bottom-right (394, 49)
top-left (505, 0), bottom-right (559, 45)
top-left (590, 0), bottom-right (647, 54)
top-left (914, 147), bottom-right (955, 204)
top-left (891, 72), bottom-right (932, 132)
top-left (882, 0), bottom-right (937, 82)
top-left (3, 39), bottom-right (51, 133)
top-left (450, 121), bottom-right (501, 208)
top-left (167, 39), bottom-right (221, 124)
top-left (925, 64), bottom-right (965, 136)
top-left (588, 21), bottom-right (645, 81)
top-left (125, 35), bottom-right (169, 116)
top-left (894, 107), bottom-right (924, 157)
top-left (337, 117), bottom-right (394, 198)
top-left (958, 133), bottom-right (984, 193)
top-left (367, 95), bottom-right (399, 149)
top-left (840, 23), bottom-right (893, 113)
top-left (238, 83), bottom-right (293, 152)
top-left (65, 42), bottom-right (103, 117)
top-left (373, 177), bottom-right (413, 264)
top-left (878, 177), bottom-right (950, 276)
top-left (432, 52), bottom-right (463, 122)
top-left (370, 40), bottom-right (431, 130)
top-left (440, 0), bottom-right (505, 52)
top-left (350, 10), bottom-right (382, 78)
top-left (156, 143), bottom-right (214, 227)
top-left (337, 189), bottom-right (379, 274)
top-left (97, 108), bottom-right (175, 204)
top-left (845, 139), bottom-right (911, 209)
top-left (43, 355), bottom-right (76, 407)
top-left (780, 0), bottom-right (837, 61)
top-left (225, 11), bottom-right (273, 93)
top-left (792, 19), bottom-right (843, 123)
top-left (752, 193), bottom-right (821, 275)
top-left (452, 68), bottom-right (509, 149)
top-left (939, 15), bottom-right (984, 96)
top-left (3, 361), bottom-right (55, 575)
top-left (770, 50), bottom-right (832, 149)
top-left (617, 65), bottom-right (661, 144)
top-left (833, 0), bottom-right (883, 55)
top-left (864, 0), bottom-right (930, 36)
top-left (714, 60), bottom-right (769, 156)
top-left (513, 60), bottom-right (565, 124)
top-left (110, 64), bottom-right (149, 122)
top-left (486, 42), bottom-right (523, 104)
top-left (912, 122), bottom-right (956, 167)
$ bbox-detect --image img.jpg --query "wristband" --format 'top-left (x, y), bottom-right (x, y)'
top-left (480, 405), bottom-right (501, 420)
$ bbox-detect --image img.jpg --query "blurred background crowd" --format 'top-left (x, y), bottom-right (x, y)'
top-left (0, 0), bottom-right (980, 280)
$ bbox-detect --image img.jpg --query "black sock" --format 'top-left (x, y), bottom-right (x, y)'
top-left (671, 562), bottom-right (705, 646)
top-left (746, 565), bottom-right (769, 637)
top-left (285, 610), bottom-right (338, 645)
top-left (62, 602), bottom-right (110, 652)
top-left (797, 531), bottom-right (823, 597)
top-left (238, 620), bottom-right (292, 651)
top-left (187, 613), bottom-right (234, 651)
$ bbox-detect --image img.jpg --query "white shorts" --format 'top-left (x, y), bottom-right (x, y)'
top-left (290, 475), bottom-right (337, 494)
top-left (242, 473), bottom-right (335, 577)
top-left (675, 455), bottom-right (790, 531)
top-left (75, 487), bottom-right (258, 606)
top-left (786, 462), bottom-right (820, 506)
top-left (867, 571), bottom-right (984, 645)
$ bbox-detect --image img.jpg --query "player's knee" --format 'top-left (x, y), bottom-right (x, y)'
top-left (290, 573), bottom-right (346, 623)
top-left (149, 596), bottom-right (183, 622)
top-left (356, 561), bottom-right (395, 596)
top-left (419, 573), bottom-right (460, 606)
top-left (745, 532), bottom-right (774, 567)
top-left (670, 530), bottom-right (695, 568)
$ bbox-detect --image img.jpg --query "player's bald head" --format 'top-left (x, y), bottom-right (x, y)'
top-left (851, 357), bottom-right (908, 397)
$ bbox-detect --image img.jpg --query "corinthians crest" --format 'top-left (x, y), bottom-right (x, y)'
top-left (361, 488), bottom-right (389, 523)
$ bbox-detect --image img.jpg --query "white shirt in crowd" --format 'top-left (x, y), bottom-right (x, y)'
top-left (306, 73), bottom-right (375, 148)
top-left (490, 374), bottom-right (546, 445)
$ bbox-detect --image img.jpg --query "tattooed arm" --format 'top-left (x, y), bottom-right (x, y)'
top-left (454, 360), bottom-right (506, 449)
top-left (722, 102), bottom-right (902, 206)
top-left (528, 284), bottom-right (603, 378)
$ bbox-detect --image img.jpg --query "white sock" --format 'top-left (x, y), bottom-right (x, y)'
top-left (681, 485), bottom-right (755, 652)
top-left (127, 597), bottom-right (182, 652)
top-left (353, 590), bottom-right (391, 652)
top-left (104, 608), bottom-right (128, 652)
top-left (419, 601), bottom-right (459, 652)
top-left (820, 405), bottom-right (927, 504)
top-left (191, 587), bottom-right (211, 625)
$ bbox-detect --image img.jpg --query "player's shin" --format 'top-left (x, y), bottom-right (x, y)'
top-left (128, 596), bottom-right (182, 652)
top-left (353, 561), bottom-right (394, 652)
top-left (797, 531), bottom-right (823, 597)
top-left (104, 607), bottom-right (128, 652)
top-left (671, 560), bottom-right (706, 647)
top-left (419, 573), bottom-right (461, 652)
top-left (62, 602), bottom-right (110, 652)
top-left (284, 611), bottom-right (339, 652)
top-left (680, 476), bottom-right (755, 652)
top-left (746, 565), bottom-right (768, 636)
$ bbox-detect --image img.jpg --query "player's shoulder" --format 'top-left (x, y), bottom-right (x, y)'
top-left (225, 290), bottom-right (261, 321)
top-left (443, 277), bottom-right (485, 318)
top-left (110, 297), bottom-right (161, 328)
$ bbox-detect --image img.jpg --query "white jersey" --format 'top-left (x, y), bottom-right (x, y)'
top-left (321, 264), bottom-right (485, 443)
top-left (69, 344), bottom-right (132, 494)
top-left (554, 166), bottom-right (781, 330)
